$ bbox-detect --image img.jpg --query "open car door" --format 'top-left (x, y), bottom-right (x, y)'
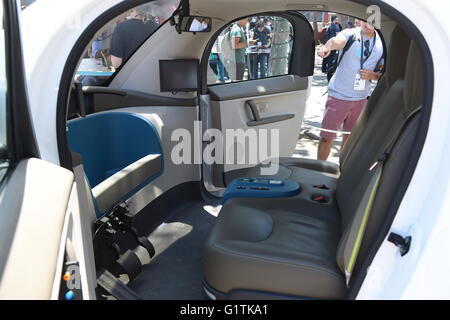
top-left (0, 0), bottom-right (96, 300)
top-left (201, 12), bottom-right (315, 188)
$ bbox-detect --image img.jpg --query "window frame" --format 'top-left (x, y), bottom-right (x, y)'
top-left (200, 11), bottom-right (315, 94)
top-left (74, 3), bottom-right (180, 87)
top-left (205, 15), bottom-right (296, 87)
top-left (57, 0), bottom-right (181, 169)
top-left (0, 0), bottom-right (38, 167)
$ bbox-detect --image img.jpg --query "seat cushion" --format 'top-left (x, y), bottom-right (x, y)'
top-left (242, 157), bottom-right (340, 180)
top-left (204, 204), bottom-right (347, 299)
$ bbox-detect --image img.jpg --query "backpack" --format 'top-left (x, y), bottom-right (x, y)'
top-left (327, 33), bottom-right (385, 82)
top-left (326, 34), bottom-right (356, 81)
top-left (318, 26), bottom-right (329, 44)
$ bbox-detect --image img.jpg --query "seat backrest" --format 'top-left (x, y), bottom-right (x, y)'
top-left (353, 43), bottom-right (425, 274)
top-left (340, 26), bottom-right (411, 170)
top-left (336, 41), bottom-right (424, 274)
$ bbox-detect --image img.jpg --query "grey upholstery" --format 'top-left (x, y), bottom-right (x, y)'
top-left (208, 75), bottom-right (308, 101)
top-left (340, 26), bottom-right (411, 169)
top-left (204, 204), bottom-right (346, 299)
top-left (243, 157), bottom-right (340, 182)
top-left (204, 40), bottom-right (424, 299)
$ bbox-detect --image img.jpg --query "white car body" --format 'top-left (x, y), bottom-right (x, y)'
top-left (9, 0), bottom-right (450, 299)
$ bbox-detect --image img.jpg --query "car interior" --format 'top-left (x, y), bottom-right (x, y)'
top-left (51, 0), bottom-right (431, 300)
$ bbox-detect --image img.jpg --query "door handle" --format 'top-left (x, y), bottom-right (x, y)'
top-left (245, 100), bottom-right (295, 127)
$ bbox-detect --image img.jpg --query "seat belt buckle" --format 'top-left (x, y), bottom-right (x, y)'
top-left (388, 232), bottom-right (412, 256)
top-left (369, 153), bottom-right (388, 171)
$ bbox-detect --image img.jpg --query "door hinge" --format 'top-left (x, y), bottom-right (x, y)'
top-left (387, 232), bottom-right (412, 256)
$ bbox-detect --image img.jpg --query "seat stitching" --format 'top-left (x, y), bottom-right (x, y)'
top-left (209, 242), bottom-right (345, 283)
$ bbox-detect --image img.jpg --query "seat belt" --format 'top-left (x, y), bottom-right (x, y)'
top-left (343, 106), bottom-right (422, 286)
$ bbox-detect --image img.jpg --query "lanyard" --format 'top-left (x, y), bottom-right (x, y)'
top-left (360, 32), bottom-right (376, 69)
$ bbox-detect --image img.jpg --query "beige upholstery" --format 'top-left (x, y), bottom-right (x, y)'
top-left (0, 159), bottom-right (74, 299)
top-left (92, 154), bottom-right (162, 213)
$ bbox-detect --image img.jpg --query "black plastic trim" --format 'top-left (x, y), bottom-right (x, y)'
top-left (3, 0), bottom-right (39, 163)
top-left (82, 87), bottom-right (198, 115)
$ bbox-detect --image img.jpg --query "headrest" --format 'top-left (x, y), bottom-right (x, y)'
top-left (384, 26), bottom-right (411, 86)
top-left (404, 42), bottom-right (424, 113)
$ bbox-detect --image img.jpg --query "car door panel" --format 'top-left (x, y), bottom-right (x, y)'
top-left (77, 87), bottom-right (197, 116)
top-left (200, 12), bottom-right (314, 188)
top-left (205, 75), bottom-right (308, 187)
top-left (0, 158), bottom-right (74, 299)
top-left (0, 0), bottom-right (98, 300)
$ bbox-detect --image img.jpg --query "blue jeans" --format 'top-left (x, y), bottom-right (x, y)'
top-left (209, 54), bottom-right (226, 82)
top-left (250, 53), bottom-right (269, 79)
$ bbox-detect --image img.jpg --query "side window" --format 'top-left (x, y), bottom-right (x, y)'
top-left (207, 16), bottom-right (294, 85)
top-left (74, 2), bottom-right (178, 86)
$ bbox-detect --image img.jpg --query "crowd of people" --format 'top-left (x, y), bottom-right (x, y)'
top-left (80, 3), bottom-right (177, 86)
top-left (209, 16), bottom-right (276, 83)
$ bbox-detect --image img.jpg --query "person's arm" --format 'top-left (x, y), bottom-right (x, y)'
top-left (110, 23), bottom-right (124, 69)
top-left (231, 33), bottom-right (255, 50)
top-left (231, 36), bottom-right (247, 49)
top-left (360, 69), bottom-right (382, 81)
top-left (317, 32), bottom-right (347, 58)
top-left (264, 29), bottom-right (272, 48)
top-left (111, 55), bottom-right (123, 69)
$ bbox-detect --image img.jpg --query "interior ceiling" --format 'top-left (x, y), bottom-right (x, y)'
top-left (190, 0), bottom-right (392, 23)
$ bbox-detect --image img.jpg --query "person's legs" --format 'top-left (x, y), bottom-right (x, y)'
top-left (217, 56), bottom-right (225, 82)
top-left (341, 99), bottom-right (367, 152)
top-left (259, 54), bottom-right (269, 78)
top-left (318, 97), bottom-right (352, 161)
top-left (341, 134), bottom-right (350, 150)
top-left (250, 54), bottom-right (258, 79)
top-left (209, 59), bottom-right (219, 77)
top-left (322, 55), bottom-right (329, 73)
top-left (235, 62), bottom-right (246, 81)
top-left (318, 138), bottom-right (334, 161)
top-left (343, 99), bottom-right (367, 135)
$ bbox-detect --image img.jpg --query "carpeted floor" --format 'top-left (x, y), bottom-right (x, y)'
top-left (129, 201), bottom-right (217, 300)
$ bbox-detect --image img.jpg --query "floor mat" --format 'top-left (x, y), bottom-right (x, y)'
top-left (129, 201), bottom-right (217, 300)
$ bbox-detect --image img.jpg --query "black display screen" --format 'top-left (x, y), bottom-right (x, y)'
top-left (159, 59), bottom-right (199, 92)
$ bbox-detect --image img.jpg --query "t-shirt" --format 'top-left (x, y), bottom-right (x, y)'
top-left (252, 26), bottom-right (272, 47)
top-left (230, 24), bottom-right (247, 64)
top-left (110, 19), bottom-right (158, 62)
top-left (328, 27), bottom-right (384, 101)
top-left (91, 38), bottom-right (102, 58)
top-left (327, 23), bottom-right (340, 39)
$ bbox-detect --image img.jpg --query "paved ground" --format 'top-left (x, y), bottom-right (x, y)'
top-left (293, 55), bottom-right (343, 165)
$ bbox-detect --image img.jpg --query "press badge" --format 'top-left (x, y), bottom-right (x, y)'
top-left (354, 73), bottom-right (366, 91)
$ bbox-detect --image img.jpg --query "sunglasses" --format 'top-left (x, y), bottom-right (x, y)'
top-left (364, 40), bottom-right (371, 57)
